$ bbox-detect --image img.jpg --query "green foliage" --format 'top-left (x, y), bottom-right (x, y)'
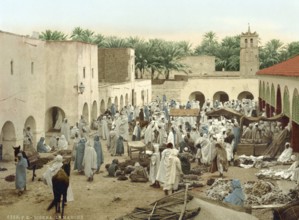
top-left (39, 27), bottom-right (299, 77)
top-left (39, 30), bottom-right (67, 41)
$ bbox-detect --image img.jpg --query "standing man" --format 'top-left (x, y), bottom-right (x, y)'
top-left (94, 135), bottom-right (104, 173)
top-left (210, 142), bottom-right (228, 177)
top-left (163, 149), bottom-right (183, 195)
top-left (149, 144), bottom-right (161, 188)
top-left (15, 153), bottom-right (28, 195)
top-left (82, 141), bottom-right (97, 181)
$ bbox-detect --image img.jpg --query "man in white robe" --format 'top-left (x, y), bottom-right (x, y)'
top-left (156, 143), bottom-right (173, 186)
top-left (42, 155), bottom-right (74, 202)
top-left (277, 142), bottom-right (293, 163)
top-left (163, 149), bottom-right (183, 195)
top-left (58, 135), bottom-right (68, 150)
top-left (82, 141), bottom-right (97, 181)
top-left (149, 144), bottom-right (161, 188)
top-left (61, 118), bottom-right (70, 143)
top-left (100, 116), bottom-right (110, 140)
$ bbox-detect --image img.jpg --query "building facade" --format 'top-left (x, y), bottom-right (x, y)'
top-left (0, 31), bottom-right (151, 160)
top-left (257, 55), bottom-right (299, 152)
top-left (152, 27), bottom-right (260, 107)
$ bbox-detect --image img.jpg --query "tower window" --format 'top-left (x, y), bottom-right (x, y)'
top-left (92, 68), bottom-right (94, 78)
top-left (83, 67), bottom-right (86, 78)
top-left (31, 62), bottom-right (34, 74)
top-left (10, 60), bottom-right (13, 75)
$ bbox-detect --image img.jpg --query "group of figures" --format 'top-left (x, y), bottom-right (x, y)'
top-left (14, 94), bottom-right (298, 213)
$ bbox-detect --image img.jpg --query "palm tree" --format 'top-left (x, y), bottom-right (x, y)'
top-left (286, 41), bottom-right (299, 58)
top-left (39, 30), bottom-right (67, 41)
top-left (194, 31), bottom-right (219, 56)
top-left (259, 39), bottom-right (285, 68)
top-left (215, 35), bottom-right (240, 71)
top-left (70, 27), bottom-right (95, 43)
top-left (94, 34), bottom-right (106, 48)
top-left (104, 36), bottom-right (128, 48)
top-left (157, 42), bottom-right (187, 79)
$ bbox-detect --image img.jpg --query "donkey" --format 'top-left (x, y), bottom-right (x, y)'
top-left (13, 145), bottom-right (40, 181)
top-left (47, 160), bottom-right (71, 219)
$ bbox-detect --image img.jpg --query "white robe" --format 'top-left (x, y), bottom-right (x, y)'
top-left (163, 151), bottom-right (182, 191)
top-left (58, 135), bottom-right (68, 150)
top-left (82, 146), bottom-right (97, 178)
top-left (101, 119), bottom-right (110, 140)
top-left (277, 147), bottom-right (293, 163)
top-left (156, 148), bottom-right (172, 184)
top-left (149, 151), bottom-right (160, 184)
top-left (42, 160), bottom-right (74, 201)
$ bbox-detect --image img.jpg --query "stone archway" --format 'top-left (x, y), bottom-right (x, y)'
top-left (141, 90), bottom-right (145, 106)
top-left (100, 99), bottom-right (105, 114)
top-left (125, 93), bottom-right (129, 106)
top-left (237, 91), bottom-right (254, 100)
top-left (120, 95), bottom-right (124, 110)
top-left (45, 106), bottom-right (66, 132)
top-left (24, 116), bottom-right (37, 148)
top-left (0, 121), bottom-right (16, 161)
top-left (213, 91), bottom-right (229, 103)
top-left (107, 98), bottom-right (112, 110)
top-left (114, 97), bottom-right (119, 112)
top-left (189, 91), bottom-right (205, 108)
top-left (82, 103), bottom-right (89, 124)
top-left (91, 101), bottom-right (98, 120)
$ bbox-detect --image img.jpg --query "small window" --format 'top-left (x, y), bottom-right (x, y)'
top-left (10, 60), bottom-right (13, 75)
top-left (245, 39), bottom-right (248, 43)
top-left (31, 62), bottom-right (34, 74)
top-left (92, 68), bottom-right (94, 78)
top-left (250, 39), bottom-right (253, 43)
top-left (83, 67), bottom-right (86, 78)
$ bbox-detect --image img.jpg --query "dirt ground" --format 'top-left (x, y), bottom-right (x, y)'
top-left (0, 132), bottom-right (277, 220)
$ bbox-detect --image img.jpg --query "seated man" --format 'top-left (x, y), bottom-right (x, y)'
top-left (129, 162), bottom-right (148, 182)
top-left (106, 159), bottom-right (119, 177)
top-left (277, 142), bottom-right (293, 163)
top-left (223, 179), bottom-right (245, 206)
top-left (36, 137), bottom-right (52, 153)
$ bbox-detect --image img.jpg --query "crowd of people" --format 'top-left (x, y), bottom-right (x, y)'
top-left (14, 95), bottom-right (298, 207)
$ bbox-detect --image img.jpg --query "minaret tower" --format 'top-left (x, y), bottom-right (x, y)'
top-left (240, 24), bottom-right (259, 76)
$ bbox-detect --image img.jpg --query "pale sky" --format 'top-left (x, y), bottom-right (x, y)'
top-left (1, 0), bottom-right (298, 47)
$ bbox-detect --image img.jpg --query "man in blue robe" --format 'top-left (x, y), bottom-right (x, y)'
top-left (15, 153), bottom-right (28, 195)
top-left (74, 138), bottom-right (86, 173)
top-left (37, 137), bottom-right (51, 153)
top-left (94, 135), bottom-right (104, 173)
top-left (223, 179), bottom-right (245, 206)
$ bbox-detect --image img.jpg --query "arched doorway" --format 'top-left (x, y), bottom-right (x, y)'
top-left (237, 91), bottom-right (254, 100)
top-left (45, 106), bottom-right (66, 132)
top-left (125, 93), bottom-right (129, 106)
top-left (107, 98), bottom-right (112, 110)
top-left (100, 99), bottom-right (105, 114)
top-left (141, 90), bottom-right (145, 106)
top-left (0, 121), bottom-right (16, 161)
top-left (276, 85), bottom-right (282, 114)
top-left (213, 91), bottom-right (229, 103)
top-left (24, 116), bottom-right (37, 148)
top-left (91, 101), bottom-right (98, 121)
top-left (120, 95), bottom-right (124, 110)
top-left (114, 97), bottom-right (118, 112)
top-left (189, 91), bottom-right (205, 108)
top-left (292, 89), bottom-right (299, 152)
top-left (82, 103), bottom-right (89, 124)
top-left (282, 86), bottom-right (290, 127)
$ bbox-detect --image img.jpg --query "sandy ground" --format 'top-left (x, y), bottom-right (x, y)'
top-left (0, 131), bottom-right (284, 220)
